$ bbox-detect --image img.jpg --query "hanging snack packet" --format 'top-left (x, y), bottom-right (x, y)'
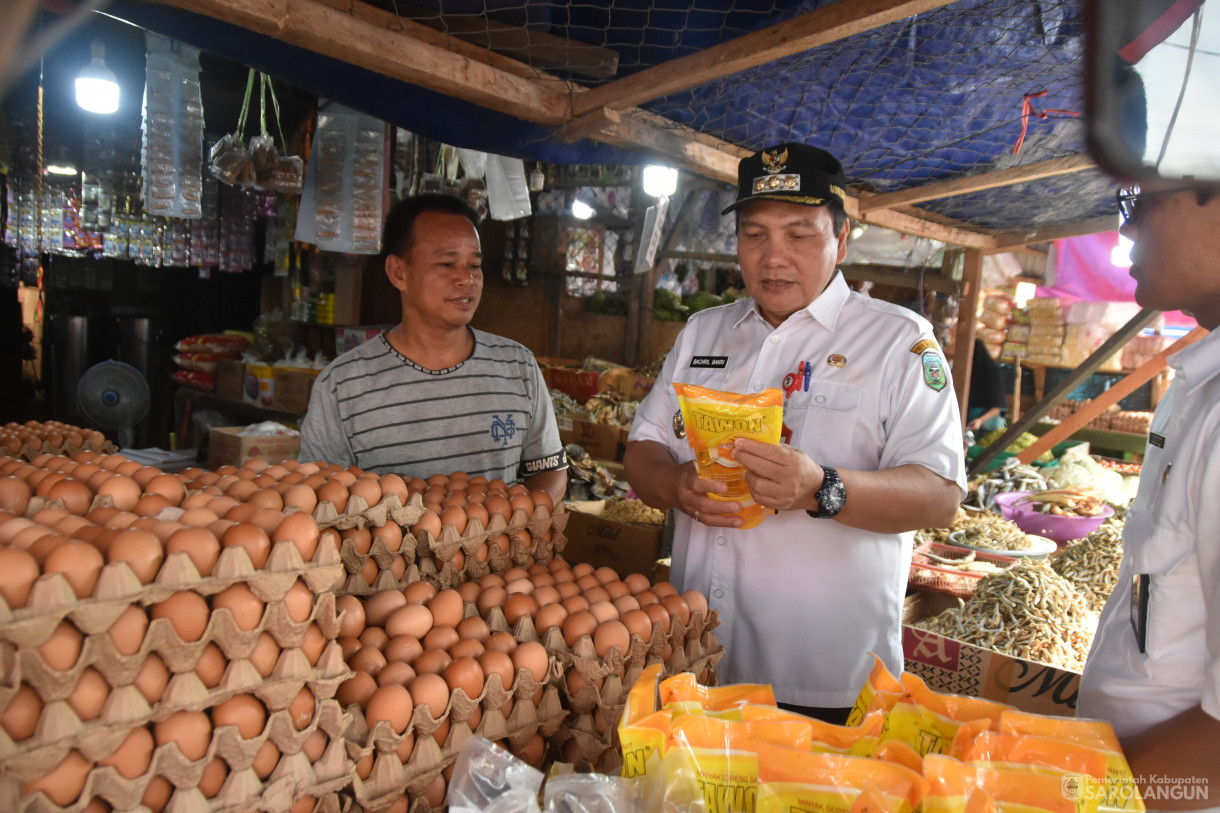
top-left (755, 743), bottom-right (929, 813)
top-left (673, 384), bottom-right (784, 529)
top-left (999, 712), bottom-right (1146, 813)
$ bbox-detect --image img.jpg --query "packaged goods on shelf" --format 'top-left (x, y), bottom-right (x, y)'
top-left (304, 103), bottom-right (386, 255)
top-left (141, 34), bottom-right (204, 220)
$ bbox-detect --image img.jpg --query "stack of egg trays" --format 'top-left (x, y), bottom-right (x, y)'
top-left (0, 512), bottom-right (354, 812)
top-left (2, 437), bottom-right (118, 461)
top-left (532, 607), bottom-right (724, 775)
top-left (318, 494), bottom-right (570, 596)
top-left (342, 605), bottom-right (567, 812)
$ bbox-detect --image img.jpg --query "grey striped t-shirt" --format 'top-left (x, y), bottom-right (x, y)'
top-left (298, 329), bottom-right (567, 481)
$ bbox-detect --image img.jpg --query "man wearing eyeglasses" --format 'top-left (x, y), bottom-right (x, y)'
top-left (1077, 184), bottom-right (1220, 808)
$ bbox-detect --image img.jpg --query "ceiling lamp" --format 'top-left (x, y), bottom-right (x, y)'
top-left (76, 38), bottom-right (120, 114)
top-left (571, 198), bottom-right (596, 220)
top-left (642, 165), bottom-right (678, 198)
top-left (45, 152), bottom-right (78, 176)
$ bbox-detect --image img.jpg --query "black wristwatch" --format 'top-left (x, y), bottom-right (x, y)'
top-left (806, 466), bottom-right (846, 519)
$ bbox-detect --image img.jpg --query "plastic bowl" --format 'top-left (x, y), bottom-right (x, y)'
top-left (991, 491), bottom-right (1114, 544)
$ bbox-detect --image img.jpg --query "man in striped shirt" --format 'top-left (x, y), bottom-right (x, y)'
top-left (300, 194), bottom-right (567, 503)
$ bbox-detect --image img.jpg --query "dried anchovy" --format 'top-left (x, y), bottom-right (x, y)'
top-left (964, 458), bottom-right (1052, 512)
top-left (551, 389), bottom-right (588, 418)
top-left (1051, 519), bottom-right (1125, 611)
top-left (601, 498), bottom-right (666, 525)
top-left (584, 390), bottom-right (639, 427)
top-left (636, 351), bottom-right (668, 378)
top-left (953, 511), bottom-right (1036, 551)
top-left (912, 559), bottom-right (1099, 671)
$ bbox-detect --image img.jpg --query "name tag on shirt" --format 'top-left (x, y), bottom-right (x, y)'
top-left (1148, 432), bottom-right (1165, 448)
top-left (690, 356), bottom-right (728, 368)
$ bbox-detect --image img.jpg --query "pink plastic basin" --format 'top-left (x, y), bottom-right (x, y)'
top-left (991, 491), bottom-right (1115, 544)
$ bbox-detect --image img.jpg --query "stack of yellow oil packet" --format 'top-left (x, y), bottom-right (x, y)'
top-left (617, 657), bottom-right (1147, 813)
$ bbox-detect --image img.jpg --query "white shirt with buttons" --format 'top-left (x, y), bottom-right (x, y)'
top-left (629, 274), bottom-right (967, 706)
top-left (1079, 330), bottom-right (1220, 812)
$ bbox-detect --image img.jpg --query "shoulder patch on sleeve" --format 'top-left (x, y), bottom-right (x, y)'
top-left (919, 349), bottom-right (948, 392)
top-left (910, 339), bottom-right (938, 356)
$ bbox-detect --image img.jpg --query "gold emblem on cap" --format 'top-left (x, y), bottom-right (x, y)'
top-left (767, 176), bottom-right (781, 189)
top-left (761, 147), bottom-right (789, 174)
top-left (827, 354), bottom-right (847, 368)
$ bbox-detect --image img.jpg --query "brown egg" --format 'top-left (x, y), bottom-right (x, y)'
top-left (194, 642), bottom-right (227, 688)
top-left (662, 594), bottom-right (692, 625)
top-left (336, 594), bottom-right (366, 638)
top-left (165, 526), bottom-right (221, 577)
top-left (142, 776), bottom-right (173, 812)
top-left (511, 640), bottom-right (549, 683)
top-left (360, 626), bottom-right (389, 651)
top-left (23, 750), bottom-right (92, 806)
top-left (408, 672), bottom-right (450, 721)
top-left (371, 521), bottom-right (402, 552)
top-left (152, 592), bottom-right (211, 642)
top-left (212, 584), bottom-right (264, 632)
top-left (621, 609), bottom-right (654, 643)
top-left (509, 492), bottom-right (534, 514)
top-left (97, 475), bottom-right (141, 512)
top-left (635, 589), bottom-right (660, 607)
top-left (99, 726), bottom-right (155, 779)
top-left (155, 709), bottom-right (212, 760)
top-left (422, 625), bottom-right (460, 653)
top-left (302, 729), bottom-right (327, 762)
top-left (561, 595), bottom-right (590, 614)
top-left (0, 548), bottom-right (40, 609)
top-left (412, 649), bottom-right (452, 676)
top-left (593, 619), bottom-right (631, 658)
top-left (589, 601), bottom-right (619, 624)
top-left (299, 624), bottom-right (324, 667)
top-left (403, 580), bottom-right (437, 605)
top-left (107, 605), bottom-right (149, 656)
top-left (364, 589), bottom-right (408, 628)
top-left (316, 479), bottom-right (349, 513)
top-left (65, 667), bottom-right (109, 722)
top-left (478, 649), bottom-right (515, 691)
top-left (385, 603), bottom-right (432, 640)
top-left (613, 595), bottom-right (641, 616)
top-left (454, 616), bottom-right (489, 644)
top-left (377, 661), bottom-right (417, 688)
top-left (503, 593), bottom-right (539, 626)
top-left (269, 513), bottom-right (319, 565)
top-left (282, 483), bottom-right (318, 514)
top-left (534, 602), bottom-right (568, 634)
top-left (0, 476), bottom-right (33, 514)
top-left (106, 528), bottom-right (164, 584)
top-left (652, 581), bottom-right (679, 599)
top-left (283, 579), bottom-right (315, 624)
top-left (426, 589), bottom-right (464, 628)
top-left (247, 507), bottom-right (286, 536)
top-left (342, 526), bottom-right (373, 555)
top-left (141, 473), bottom-right (186, 507)
top-left (134, 654), bottom-right (170, 704)
top-left (222, 522), bottom-right (272, 569)
top-left (410, 510), bottom-right (442, 542)
top-left (443, 656), bottom-right (485, 700)
top-left (348, 477), bottom-right (382, 507)
top-left (505, 578), bottom-right (534, 595)
top-left (253, 739), bottom-right (280, 779)
top-left (365, 684), bottom-right (413, 732)
top-left (562, 610), bottom-right (598, 648)
top-left (0, 685), bottom-right (42, 740)
top-left (336, 672), bottom-right (378, 708)
top-left (643, 602), bottom-right (672, 633)
top-left (179, 506), bottom-right (220, 527)
top-left (682, 589), bottom-right (709, 616)
top-left (456, 580), bottom-right (481, 604)
top-left (584, 586), bottom-right (611, 605)
top-left (349, 647), bottom-right (387, 677)
top-left (476, 586), bottom-right (508, 618)
top-left (484, 632), bottom-right (515, 656)
top-left (246, 488), bottom-right (284, 512)
top-left (556, 581), bottom-right (582, 600)
top-left (384, 635), bottom-right (424, 665)
top-left (45, 478), bottom-right (93, 515)
top-left (531, 490), bottom-right (554, 512)
top-left (198, 757), bottom-right (228, 798)
top-left (483, 494), bottom-right (512, 520)
top-left (39, 621), bottom-right (84, 670)
top-left (212, 694), bottom-right (266, 738)
top-left (287, 686), bottom-right (315, 730)
top-left (566, 666), bottom-right (603, 696)
top-left (438, 505), bottom-right (467, 536)
top-left (479, 573), bottom-right (507, 589)
top-left (251, 631), bottom-right (282, 677)
top-left (224, 502), bottom-right (258, 523)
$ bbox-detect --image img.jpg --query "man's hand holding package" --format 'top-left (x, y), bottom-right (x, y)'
top-left (731, 437), bottom-right (823, 512)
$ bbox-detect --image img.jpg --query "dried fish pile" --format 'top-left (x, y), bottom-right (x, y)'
top-left (952, 511), bottom-right (1035, 551)
top-left (584, 390), bottom-right (639, 427)
top-left (635, 351), bottom-right (668, 378)
top-left (551, 388), bottom-right (588, 418)
top-left (912, 560), bottom-right (1098, 671)
top-left (1052, 520), bottom-right (1125, 611)
top-left (915, 508), bottom-right (988, 548)
top-left (964, 458), bottom-right (1051, 512)
top-left (565, 444), bottom-right (628, 501)
top-left (602, 498), bottom-right (666, 525)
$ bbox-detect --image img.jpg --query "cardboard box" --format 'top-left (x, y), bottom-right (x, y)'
top-left (557, 415), bottom-right (631, 461)
top-left (562, 500), bottom-right (665, 578)
top-left (215, 359), bottom-right (245, 401)
top-left (539, 357), bottom-right (655, 403)
top-left (334, 325), bottom-right (391, 357)
top-left (208, 425), bottom-right (301, 469)
top-left (598, 368), bottom-right (656, 400)
top-left (273, 368), bottom-right (320, 414)
top-left (545, 366), bottom-right (603, 403)
top-left (902, 592), bottom-right (1081, 717)
top-left (243, 363), bottom-right (275, 406)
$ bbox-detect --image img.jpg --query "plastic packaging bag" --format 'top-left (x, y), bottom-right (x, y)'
top-left (543, 773), bottom-right (640, 813)
top-left (448, 735), bottom-right (543, 813)
top-left (142, 32), bottom-right (204, 218)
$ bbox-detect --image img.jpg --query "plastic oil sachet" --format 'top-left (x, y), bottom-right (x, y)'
top-left (673, 384), bottom-right (783, 529)
top-left (923, 754), bottom-right (1095, 813)
top-left (755, 743), bottom-right (930, 813)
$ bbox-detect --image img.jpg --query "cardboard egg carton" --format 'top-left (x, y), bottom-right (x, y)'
top-left (0, 638), bottom-right (353, 775)
top-left (2, 590), bottom-right (344, 708)
top-left (0, 530), bottom-right (345, 647)
top-left (2, 437), bottom-right (117, 462)
top-left (344, 678), bottom-right (566, 813)
top-left (326, 495), bottom-right (568, 596)
top-left (1, 698), bottom-right (354, 813)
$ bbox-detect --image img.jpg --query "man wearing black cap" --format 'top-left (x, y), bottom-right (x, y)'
top-left (625, 143), bottom-right (966, 721)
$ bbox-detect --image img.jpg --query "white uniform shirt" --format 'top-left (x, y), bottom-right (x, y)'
top-left (1079, 330), bottom-right (1220, 812)
top-left (629, 274), bottom-right (967, 706)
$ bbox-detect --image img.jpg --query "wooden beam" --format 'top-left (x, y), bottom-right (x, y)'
top-left (1014, 327), bottom-right (1207, 464)
top-left (857, 155), bottom-right (1096, 213)
top-left (988, 214), bottom-right (1118, 253)
top-left (571, 0), bottom-right (957, 116)
top-left (391, 1), bottom-right (619, 80)
top-left (0, 0), bottom-right (41, 90)
top-left (952, 249), bottom-right (983, 424)
top-left (843, 195), bottom-right (999, 250)
top-left (152, 0), bottom-right (573, 124)
top-left (969, 308), bottom-right (1161, 474)
top-left (842, 264), bottom-right (962, 294)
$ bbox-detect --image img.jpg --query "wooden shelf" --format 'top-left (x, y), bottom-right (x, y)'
top-left (1032, 421), bottom-right (1147, 456)
top-left (174, 389), bottom-right (304, 449)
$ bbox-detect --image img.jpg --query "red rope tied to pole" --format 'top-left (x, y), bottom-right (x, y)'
top-left (1014, 91), bottom-right (1079, 154)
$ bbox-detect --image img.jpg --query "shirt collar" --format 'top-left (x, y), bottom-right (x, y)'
top-left (731, 271), bottom-right (850, 330)
top-left (1170, 327), bottom-right (1220, 395)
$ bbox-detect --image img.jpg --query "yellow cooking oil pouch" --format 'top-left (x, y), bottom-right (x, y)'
top-left (743, 705), bottom-right (888, 756)
top-left (755, 743), bottom-right (929, 813)
top-left (620, 664), bottom-right (668, 779)
top-left (847, 654), bottom-right (908, 725)
top-left (872, 739), bottom-right (925, 773)
top-left (877, 672), bottom-right (1005, 757)
top-left (954, 729), bottom-right (1109, 785)
top-left (660, 671), bottom-right (776, 713)
top-left (673, 384), bottom-right (783, 529)
top-left (647, 716), bottom-right (814, 813)
top-left (924, 754), bottom-right (1092, 813)
top-left (999, 711), bottom-right (1146, 813)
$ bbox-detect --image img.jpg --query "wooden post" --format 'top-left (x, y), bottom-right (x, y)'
top-left (1010, 361), bottom-right (1022, 422)
top-left (952, 248), bottom-right (983, 426)
top-left (1015, 327), bottom-right (1207, 464)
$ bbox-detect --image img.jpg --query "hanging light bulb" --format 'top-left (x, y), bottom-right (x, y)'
top-left (642, 164), bottom-right (678, 198)
top-left (528, 162), bottom-right (546, 192)
top-left (45, 147), bottom-right (78, 176)
top-left (571, 198), bottom-right (596, 220)
top-left (76, 38), bottom-right (120, 114)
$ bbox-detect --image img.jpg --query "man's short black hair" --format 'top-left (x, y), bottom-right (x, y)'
top-left (382, 194), bottom-right (480, 258)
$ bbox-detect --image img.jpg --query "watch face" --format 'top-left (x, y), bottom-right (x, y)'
top-left (821, 485), bottom-right (846, 514)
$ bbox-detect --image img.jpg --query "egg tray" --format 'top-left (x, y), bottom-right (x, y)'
top-left (1, 438), bottom-right (118, 462)
top-left (1, 697), bottom-right (355, 813)
top-left (345, 683), bottom-right (567, 813)
top-left (0, 526), bottom-right (346, 647)
top-left (2, 589), bottom-right (344, 705)
top-left (0, 638), bottom-right (354, 775)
